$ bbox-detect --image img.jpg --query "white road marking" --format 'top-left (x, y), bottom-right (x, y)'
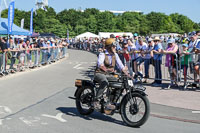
top-left (42, 113), bottom-right (67, 122)
top-left (73, 64), bottom-right (85, 70)
top-left (0, 106), bottom-right (12, 114)
top-left (77, 67), bottom-right (84, 70)
top-left (73, 64), bottom-right (82, 69)
top-left (19, 117), bottom-right (33, 126)
top-left (19, 117), bottom-right (41, 126)
top-left (192, 111), bottom-right (200, 114)
top-left (0, 119), bottom-right (4, 126)
top-left (41, 122), bottom-right (48, 125)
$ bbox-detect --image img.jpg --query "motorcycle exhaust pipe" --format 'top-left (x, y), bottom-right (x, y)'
top-left (68, 96), bottom-right (77, 100)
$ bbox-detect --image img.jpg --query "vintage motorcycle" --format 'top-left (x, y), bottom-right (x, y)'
top-left (70, 72), bottom-right (150, 127)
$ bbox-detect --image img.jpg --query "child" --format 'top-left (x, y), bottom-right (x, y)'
top-left (180, 44), bottom-right (190, 88)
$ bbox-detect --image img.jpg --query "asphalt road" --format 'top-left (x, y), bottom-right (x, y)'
top-left (0, 49), bottom-right (199, 133)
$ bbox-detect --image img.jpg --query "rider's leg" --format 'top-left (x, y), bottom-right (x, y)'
top-left (94, 73), bottom-right (109, 99)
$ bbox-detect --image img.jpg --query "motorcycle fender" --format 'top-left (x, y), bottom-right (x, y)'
top-left (82, 80), bottom-right (95, 88)
top-left (121, 91), bottom-right (147, 102)
top-left (134, 90), bottom-right (147, 96)
top-left (74, 87), bottom-right (81, 97)
top-left (74, 80), bottom-right (95, 97)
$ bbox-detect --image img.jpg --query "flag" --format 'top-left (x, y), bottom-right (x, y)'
top-left (8, 1), bottom-right (15, 35)
top-left (30, 8), bottom-right (33, 35)
top-left (21, 18), bottom-right (24, 28)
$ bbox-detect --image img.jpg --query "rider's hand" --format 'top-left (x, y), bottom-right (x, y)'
top-left (122, 66), bottom-right (132, 79)
top-left (107, 68), bottom-right (115, 73)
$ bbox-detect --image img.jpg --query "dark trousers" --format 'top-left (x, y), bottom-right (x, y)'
top-left (154, 60), bottom-right (162, 84)
top-left (94, 73), bottom-right (117, 99)
top-left (144, 59), bottom-right (151, 77)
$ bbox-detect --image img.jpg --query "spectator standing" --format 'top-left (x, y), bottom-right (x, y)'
top-left (17, 39), bottom-right (26, 71)
top-left (122, 39), bottom-right (133, 76)
top-left (151, 37), bottom-right (163, 86)
top-left (188, 31), bottom-right (200, 86)
top-left (143, 38), bottom-right (154, 82)
top-left (180, 44), bottom-right (190, 88)
top-left (0, 37), bottom-right (7, 74)
top-left (162, 39), bottom-right (178, 86)
top-left (9, 38), bottom-right (18, 72)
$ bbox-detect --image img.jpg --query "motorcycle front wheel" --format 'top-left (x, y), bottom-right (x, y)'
top-left (76, 86), bottom-right (95, 115)
top-left (120, 92), bottom-right (150, 127)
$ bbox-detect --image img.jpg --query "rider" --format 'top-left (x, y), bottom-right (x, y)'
top-left (94, 38), bottom-right (129, 110)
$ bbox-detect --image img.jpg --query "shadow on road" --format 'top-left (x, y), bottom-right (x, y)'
top-left (56, 107), bottom-right (133, 128)
top-left (79, 66), bottom-right (96, 79)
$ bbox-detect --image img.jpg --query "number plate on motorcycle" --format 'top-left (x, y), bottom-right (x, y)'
top-left (128, 80), bottom-right (134, 87)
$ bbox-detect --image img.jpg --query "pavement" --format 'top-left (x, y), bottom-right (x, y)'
top-left (0, 49), bottom-right (199, 133)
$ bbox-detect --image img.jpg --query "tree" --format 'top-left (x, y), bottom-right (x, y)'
top-left (75, 25), bottom-right (86, 35)
top-left (96, 11), bottom-right (115, 32)
top-left (0, 7), bottom-right (198, 37)
top-left (170, 13), bottom-right (195, 33)
top-left (56, 9), bottom-right (83, 30)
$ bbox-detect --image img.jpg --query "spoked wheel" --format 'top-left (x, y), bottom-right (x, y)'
top-left (76, 86), bottom-right (95, 115)
top-left (120, 92), bottom-right (150, 127)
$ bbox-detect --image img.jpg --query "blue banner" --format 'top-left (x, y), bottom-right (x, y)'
top-left (30, 8), bottom-right (33, 35)
top-left (8, 1), bottom-right (15, 35)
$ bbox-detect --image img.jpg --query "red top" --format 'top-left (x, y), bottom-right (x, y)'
top-left (123, 53), bottom-right (130, 61)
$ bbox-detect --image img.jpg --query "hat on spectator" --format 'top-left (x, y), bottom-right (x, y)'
top-left (51, 39), bottom-right (55, 42)
top-left (189, 31), bottom-right (197, 38)
top-left (47, 41), bottom-right (51, 44)
top-left (196, 31), bottom-right (200, 36)
top-left (167, 39), bottom-right (175, 44)
top-left (123, 39), bottom-right (128, 45)
top-left (148, 38), bottom-right (153, 42)
top-left (153, 36), bottom-right (160, 41)
top-left (40, 38), bottom-right (44, 41)
top-left (134, 33), bottom-right (138, 37)
top-left (123, 33), bottom-right (127, 37)
top-left (110, 34), bottom-right (115, 38)
top-left (182, 43), bottom-right (188, 47)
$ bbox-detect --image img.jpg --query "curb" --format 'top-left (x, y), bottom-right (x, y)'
top-left (150, 103), bottom-right (200, 124)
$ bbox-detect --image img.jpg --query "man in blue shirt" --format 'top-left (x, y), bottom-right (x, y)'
top-left (151, 37), bottom-right (163, 86)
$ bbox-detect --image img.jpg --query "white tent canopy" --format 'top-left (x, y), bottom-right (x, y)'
top-left (99, 32), bottom-right (133, 38)
top-left (75, 32), bottom-right (99, 39)
top-left (151, 33), bottom-right (180, 37)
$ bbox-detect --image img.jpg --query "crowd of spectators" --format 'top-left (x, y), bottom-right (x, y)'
top-left (71, 31), bottom-right (200, 89)
top-left (0, 37), bottom-right (68, 75)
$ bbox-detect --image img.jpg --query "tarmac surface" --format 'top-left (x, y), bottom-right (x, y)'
top-left (0, 49), bottom-right (199, 133)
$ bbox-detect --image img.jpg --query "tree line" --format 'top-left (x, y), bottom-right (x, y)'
top-left (1, 7), bottom-right (200, 37)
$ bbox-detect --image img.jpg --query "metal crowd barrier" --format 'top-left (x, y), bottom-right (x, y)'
top-left (132, 52), bottom-right (200, 89)
top-left (0, 46), bottom-right (68, 77)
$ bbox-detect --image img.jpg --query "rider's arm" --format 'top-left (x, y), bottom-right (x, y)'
top-left (97, 53), bottom-right (107, 72)
top-left (115, 53), bottom-right (125, 71)
top-left (115, 53), bottom-right (131, 78)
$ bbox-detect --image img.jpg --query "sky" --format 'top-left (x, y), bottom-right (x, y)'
top-left (6, 0), bottom-right (200, 23)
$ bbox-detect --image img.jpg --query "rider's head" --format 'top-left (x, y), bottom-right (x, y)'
top-left (105, 38), bottom-right (116, 54)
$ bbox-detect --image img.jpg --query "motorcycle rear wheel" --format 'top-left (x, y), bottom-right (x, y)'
top-left (76, 86), bottom-right (95, 115)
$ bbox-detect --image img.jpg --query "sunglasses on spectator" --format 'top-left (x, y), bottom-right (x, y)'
top-left (153, 40), bottom-right (158, 42)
